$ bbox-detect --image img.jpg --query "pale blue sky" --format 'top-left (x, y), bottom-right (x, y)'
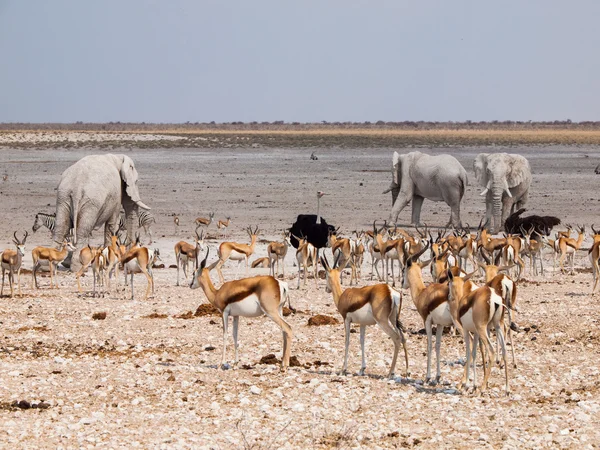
top-left (0, 1), bottom-right (598, 123)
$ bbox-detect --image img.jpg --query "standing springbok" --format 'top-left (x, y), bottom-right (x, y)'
top-left (1, 231), bottom-right (28, 298)
top-left (558, 225), bottom-right (585, 274)
top-left (447, 270), bottom-right (510, 395)
top-left (190, 249), bottom-right (293, 371)
top-left (121, 245), bottom-right (161, 301)
top-left (294, 234), bottom-right (317, 289)
top-left (589, 225), bottom-right (600, 295)
top-left (31, 238), bottom-right (75, 289)
top-left (215, 226), bottom-right (259, 283)
top-left (76, 245), bottom-right (105, 294)
top-left (195, 212), bottom-right (215, 229)
top-left (267, 231), bottom-right (290, 278)
top-left (216, 216), bottom-right (231, 238)
top-left (329, 230), bottom-right (359, 285)
top-left (521, 225), bottom-right (546, 276)
top-left (403, 242), bottom-right (456, 384)
top-left (321, 255), bottom-right (408, 379)
top-left (174, 227), bottom-right (205, 286)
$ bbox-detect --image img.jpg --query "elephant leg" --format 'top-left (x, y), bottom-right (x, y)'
top-left (411, 195), bottom-right (424, 225)
top-left (441, 189), bottom-right (462, 227)
top-left (389, 191), bottom-right (413, 224)
top-left (516, 191), bottom-right (528, 210)
top-left (501, 197), bottom-right (513, 230)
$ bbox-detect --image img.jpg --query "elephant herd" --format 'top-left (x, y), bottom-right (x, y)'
top-left (48, 151), bottom-right (531, 274)
top-left (385, 151), bottom-right (532, 232)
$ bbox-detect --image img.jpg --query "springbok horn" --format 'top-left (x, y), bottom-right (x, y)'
top-left (200, 248), bottom-right (210, 269)
top-left (408, 241), bottom-right (430, 264)
top-left (333, 251), bottom-right (342, 269)
top-left (479, 247), bottom-right (491, 265)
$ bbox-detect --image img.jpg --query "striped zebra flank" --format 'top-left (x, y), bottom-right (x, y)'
top-left (120, 209), bottom-right (155, 244)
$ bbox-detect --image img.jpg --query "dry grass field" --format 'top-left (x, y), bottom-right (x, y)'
top-left (4, 124), bottom-right (600, 149)
top-left (0, 132), bottom-right (599, 448)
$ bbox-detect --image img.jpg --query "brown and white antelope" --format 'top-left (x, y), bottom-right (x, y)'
top-left (76, 245), bottom-right (105, 294)
top-left (195, 212), bottom-right (215, 228)
top-left (215, 226), bottom-right (259, 283)
top-left (557, 225), bottom-right (585, 274)
top-left (174, 227), bottom-right (205, 286)
top-left (267, 231), bottom-right (290, 278)
top-left (294, 234), bottom-right (317, 289)
top-left (190, 249), bottom-right (293, 371)
top-left (1, 231), bottom-right (28, 298)
top-left (31, 238), bottom-right (75, 289)
top-left (173, 216), bottom-right (180, 234)
top-left (474, 250), bottom-right (519, 368)
top-left (521, 225), bottom-right (546, 276)
top-left (402, 243), bottom-right (454, 384)
top-left (447, 270), bottom-right (510, 395)
top-left (589, 225), bottom-right (600, 295)
top-left (121, 245), bottom-right (161, 300)
top-left (321, 255), bottom-right (408, 379)
top-left (104, 225), bottom-right (126, 289)
top-left (329, 229), bottom-right (360, 285)
top-left (216, 216), bottom-right (231, 238)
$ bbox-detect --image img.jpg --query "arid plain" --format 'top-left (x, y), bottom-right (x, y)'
top-left (0, 131), bottom-right (599, 448)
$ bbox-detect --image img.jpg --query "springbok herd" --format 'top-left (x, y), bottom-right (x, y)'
top-left (2, 212), bottom-right (600, 397)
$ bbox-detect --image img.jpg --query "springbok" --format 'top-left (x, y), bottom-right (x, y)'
top-left (215, 226), bottom-right (259, 283)
top-left (321, 255), bottom-right (408, 379)
top-left (31, 238), bottom-right (75, 289)
top-left (1, 231), bottom-right (28, 298)
top-left (190, 249), bottom-right (293, 371)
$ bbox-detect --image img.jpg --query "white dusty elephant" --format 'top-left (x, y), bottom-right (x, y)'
top-left (385, 151), bottom-right (468, 227)
top-left (53, 154), bottom-right (150, 270)
top-left (474, 153), bottom-right (531, 232)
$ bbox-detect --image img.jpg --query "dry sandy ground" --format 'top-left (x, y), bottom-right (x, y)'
top-left (0, 141), bottom-right (599, 449)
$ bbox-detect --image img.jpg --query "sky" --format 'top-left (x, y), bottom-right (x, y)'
top-left (0, 1), bottom-right (599, 123)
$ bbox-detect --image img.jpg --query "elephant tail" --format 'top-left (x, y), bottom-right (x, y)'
top-left (459, 173), bottom-right (467, 199)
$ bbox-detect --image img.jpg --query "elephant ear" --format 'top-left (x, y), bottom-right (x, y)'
top-left (392, 151), bottom-right (401, 185)
top-left (506, 155), bottom-right (531, 188)
top-left (120, 155), bottom-right (151, 210)
top-left (473, 153), bottom-right (489, 187)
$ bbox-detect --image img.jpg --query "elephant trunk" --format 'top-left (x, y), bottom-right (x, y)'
top-left (491, 179), bottom-right (511, 230)
top-left (391, 185), bottom-right (400, 206)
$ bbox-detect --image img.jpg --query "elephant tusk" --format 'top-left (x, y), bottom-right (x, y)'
top-left (504, 187), bottom-right (513, 198)
top-left (480, 179), bottom-right (492, 196)
top-left (137, 201), bottom-right (151, 210)
top-left (382, 187), bottom-right (392, 194)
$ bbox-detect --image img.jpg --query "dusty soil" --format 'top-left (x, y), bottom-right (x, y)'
top-left (0, 138), bottom-right (599, 448)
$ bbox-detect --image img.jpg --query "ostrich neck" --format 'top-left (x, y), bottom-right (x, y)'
top-left (316, 197), bottom-right (321, 225)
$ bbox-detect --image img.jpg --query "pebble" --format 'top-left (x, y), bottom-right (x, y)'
top-left (250, 386), bottom-right (262, 395)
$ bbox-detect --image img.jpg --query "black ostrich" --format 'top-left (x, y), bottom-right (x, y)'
top-left (289, 191), bottom-right (336, 276)
top-left (504, 208), bottom-right (561, 241)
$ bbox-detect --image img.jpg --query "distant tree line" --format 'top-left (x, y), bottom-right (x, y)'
top-left (2, 119), bottom-right (599, 132)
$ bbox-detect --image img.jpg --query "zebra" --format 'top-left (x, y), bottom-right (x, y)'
top-left (32, 212), bottom-right (57, 233)
top-left (119, 209), bottom-right (155, 244)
